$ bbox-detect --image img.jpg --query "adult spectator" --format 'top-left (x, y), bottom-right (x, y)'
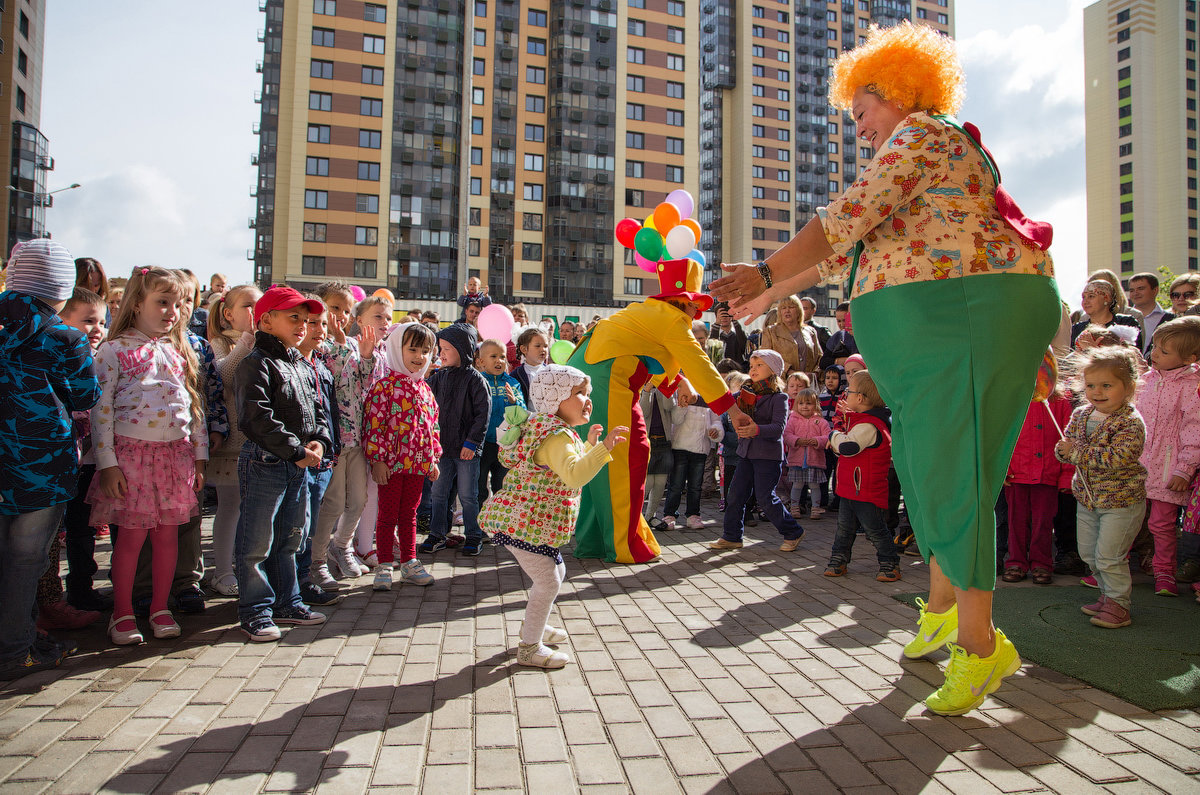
top-left (1126, 272), bottom-right (1174, 355)
top-left (1169, 273), bottom-right (1200, 316)
top-left (1070, 280), bottom-right (1142, 349)
top-left (406, 308), bottom-right (422, 322)
top-left (825, 302), bottom-right (858, 365)
top-left (711, 301), bottom-right (751, 371)
top-left (421, 310), bottom-right (440, 332)
top-left (802, 296), bottom-right (834, 369)
top-left (759, 294), bottom-right (822, 378)
top-left (462, 303), bottom-right (482, 327)
top-left (559, 320), bottom-right (576, 342)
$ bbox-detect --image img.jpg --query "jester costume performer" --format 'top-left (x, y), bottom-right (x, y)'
top-left (568, 258), bottom-right (735, 563)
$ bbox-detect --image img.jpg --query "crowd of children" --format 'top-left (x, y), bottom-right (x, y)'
top-left (3, 245), bottom-right (1199, 680)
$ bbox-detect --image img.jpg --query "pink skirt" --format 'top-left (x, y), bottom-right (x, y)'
top-left (88, 435), bottom-right (199, 529)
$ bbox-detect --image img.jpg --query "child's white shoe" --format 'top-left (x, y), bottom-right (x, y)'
top-left (518, 642), bottom-right (570, 669)
top-left (109, 615), bottom-right (143, 646)
top-left (542, 626), bottom-right (568, 645)
top-left (373, 569), bottom-right (392, 591)
top-left (149, 610), bottom-right (181, 639)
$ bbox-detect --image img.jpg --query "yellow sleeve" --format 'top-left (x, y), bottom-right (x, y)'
top-left (532, 430), bottom-right (612, 490)
top-left (663, 320), bottom-right (732, 406)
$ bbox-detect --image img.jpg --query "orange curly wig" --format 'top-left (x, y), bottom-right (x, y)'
top-left (829, 21), bottom-right (964, 115)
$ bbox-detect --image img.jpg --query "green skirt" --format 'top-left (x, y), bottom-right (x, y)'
top-left (851, 274), bottom-right (1061, 591)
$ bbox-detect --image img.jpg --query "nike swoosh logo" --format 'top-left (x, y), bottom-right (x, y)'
top-left (922, 621), bottom-right (946, 643)
top-left (970, 664), bottom-right (999, 697)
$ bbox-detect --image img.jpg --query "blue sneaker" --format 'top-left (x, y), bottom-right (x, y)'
top-left (418, 535), bottom-right (447, 554)
top-left (461, 540), bottom-right (482, 557)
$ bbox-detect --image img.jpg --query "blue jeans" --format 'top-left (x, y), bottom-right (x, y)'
top-left (722, 458), bottom-right (803, 543)
top-left (235, 444), bottom-right (307, 623)
top-left (0, 504), bottom-right (66, 662)
top-left (831, 498), bottom-right (899, 570)
top-left (296, 465), bottom-right (333, 584)
top-left (429, 454), bottom-right (482, 542)
top-left (664, 449), bottom-right (706, 519)
top-left (477, 442), bottom-right (508, 508)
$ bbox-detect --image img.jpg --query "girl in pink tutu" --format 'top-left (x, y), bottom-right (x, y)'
top-left (88, 266), bottom-right (207, 645)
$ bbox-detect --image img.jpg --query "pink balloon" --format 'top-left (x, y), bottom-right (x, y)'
top-left (349, 285), bottom-right (366, 301)
top-left (634, 252), bottom-right (658, 273)
top-left (476, 303), bottom-right (515, 342)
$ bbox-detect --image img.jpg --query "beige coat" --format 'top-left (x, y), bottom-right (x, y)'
top-left (759, 321), bottom-right (821, 377)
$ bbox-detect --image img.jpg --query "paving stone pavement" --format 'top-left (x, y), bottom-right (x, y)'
top-left (1, 503), bottom-right (1198, 794)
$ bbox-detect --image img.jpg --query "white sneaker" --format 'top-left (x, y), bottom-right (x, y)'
top-left (398, 558), bottom-right (434, 586)
top-left (356, 550), bottom-right (378, 571)
top-left (311, 562), bottom-right (341, 591)
top-left (662, 516), bottom-right (676, 530)
top-left (453, 509), bottom-right (464, 526)
top-left (686, 515), bottom-right (704, 530)
top-left (373, 569), bottom-right (392, 591)
top-left (329, 546), bottom-right (362, 578)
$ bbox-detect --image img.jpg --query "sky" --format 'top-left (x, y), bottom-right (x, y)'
top-left (39, 1), bottom-right (1091, 307)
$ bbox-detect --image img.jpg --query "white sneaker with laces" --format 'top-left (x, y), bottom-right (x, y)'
top-left (330, 546), bottom-right (363, 578)
top-left (373, 569), bottom-right (392, 591)
top-left (398, 558), bottom-right (434, 586)
top-left (311, 562), bottom-right (341, 591)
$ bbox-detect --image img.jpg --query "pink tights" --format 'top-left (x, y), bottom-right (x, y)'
top-left (111, 524), bottom-right (178, 623)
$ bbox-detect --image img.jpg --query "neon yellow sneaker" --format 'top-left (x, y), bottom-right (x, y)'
top-left (902, 598), bottom-right (958, 659)
top-left (924, 629), bottom-right (1022, 716)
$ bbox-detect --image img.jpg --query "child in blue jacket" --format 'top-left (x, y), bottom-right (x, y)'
top-left (476, 338), bottom-right (526, 509)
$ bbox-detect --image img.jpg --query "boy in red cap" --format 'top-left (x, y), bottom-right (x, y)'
top-left (233, 287), bottom-right (335, 642)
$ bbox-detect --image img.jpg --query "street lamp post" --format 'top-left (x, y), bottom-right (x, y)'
top-left (7, 182), bottom-right (81, 207)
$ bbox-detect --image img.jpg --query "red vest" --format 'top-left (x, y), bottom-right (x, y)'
top-left (835, 411), bottom-right (892, 510)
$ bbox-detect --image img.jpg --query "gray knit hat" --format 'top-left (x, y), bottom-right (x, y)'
top-left (751, 348), bottom-right (785, 377)
top-left (5, 239), bottom-right (75, 303)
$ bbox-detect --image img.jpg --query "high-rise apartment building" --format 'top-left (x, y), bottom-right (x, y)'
top-left (1085, 0), bottom-right (1199, 278)
top-left (0, 0), bottom-right (54, 256)
top-left (252, 0), bottom-right (952, 307)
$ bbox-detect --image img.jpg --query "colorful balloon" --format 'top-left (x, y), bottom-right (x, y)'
top-left (373, 288), bottom-right (395, 303)
top-left (666, 189), bottom-right (694, 219)
top-left (615, 218), bottom-right (641, 249)
top-left (1033, 347), bottom-right (1058, 402)
top-left (634, 252), bottom-right (658, 273)
top-left (550, 339), bottom-right (576, 365)
top-left (476, 303), bottom-right (515, 342)
top-left (634, 227), bottom-right (664, 261)
top-left (653, 202), bottom-right (681, 234)
top-left (665, 225), bottom-right (697, 259)
top-left (686, 249), bottom-right (706, 268)
top-left (349, 285), bottom-right (366, 301)
top-left (644, 214), bottom-right (658, 232)
top-left (681, 218), bottom-right (703, 243)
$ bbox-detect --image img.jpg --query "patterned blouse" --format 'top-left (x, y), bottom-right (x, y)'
top-left (1055, 403), bottom-right (1147, 511)
top-left (815, 112), bottom-right (1054, 297)
top-left (361, 371), bottom-right (440, 476)
top-left (319, 339), bottom-right (381, 450)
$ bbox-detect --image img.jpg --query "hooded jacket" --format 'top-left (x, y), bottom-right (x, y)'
top-left (428, 323), bottom-right (491, 454)
top-left (0, 291), bottom-right (101, 513)
top-left (1136, 363), bottom-right (1200, 505)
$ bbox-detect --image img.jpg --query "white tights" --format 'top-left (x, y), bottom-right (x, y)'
top-left (211, 484), bottom-right (240, 582)
top-left (509, 546), bottom-right (566, 645)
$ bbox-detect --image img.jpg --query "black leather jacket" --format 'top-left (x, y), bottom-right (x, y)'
top-left (235, 331), bottom-right (333, 463)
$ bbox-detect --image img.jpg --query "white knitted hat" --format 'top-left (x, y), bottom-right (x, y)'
top-left (529, 364), bottom-right (590, 415)
top-left (6, 239), bottom-right (75, 303)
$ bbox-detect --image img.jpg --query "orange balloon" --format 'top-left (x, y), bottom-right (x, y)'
top-left (653, 202), bottom-right (681, 234)
top-left (373, 288), bottom-right (395, 303)
top-left (681, 218), bottom-right (703, 242)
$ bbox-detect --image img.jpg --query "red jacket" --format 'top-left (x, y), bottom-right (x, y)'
top-left (835, 410), bottom-right (892, 509)
top-left (1007, 397), bottom-right (1074, 490)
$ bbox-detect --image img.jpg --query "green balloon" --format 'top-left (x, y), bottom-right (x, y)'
top-left (634, 227), bottom-right (664, 261)
top-left (550, 339), bottom-right (576, 365)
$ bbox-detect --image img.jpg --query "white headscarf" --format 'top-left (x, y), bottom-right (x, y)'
top-left (384, 322), bottom-right (432, 379)
top-left (529, 364), bottom-right (590, 415)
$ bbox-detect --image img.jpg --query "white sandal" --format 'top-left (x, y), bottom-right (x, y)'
top-left (542, 626), bottom-right (568, 645)
top-left (149, 610), bottom-right (181, 639)
top-left (517, 642), bottom-right (569, 669)
top-left (108, 615), bottom-right (143, 646)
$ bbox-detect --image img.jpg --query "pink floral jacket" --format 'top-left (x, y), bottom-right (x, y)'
top-left (1136, 364), bottom-right (1200, 505)
top-left (361, 372), bottom-right (441, 476)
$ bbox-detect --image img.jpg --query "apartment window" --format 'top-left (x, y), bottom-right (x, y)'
top-left (469, 207), bottom-right (482, 225)
top-left (828, 29), bottom-right (837, 40)
top-left (861, 147), bottom-right (873, 159)
top-left (363, 35), bottom-right (386, 54)
top-left (525, 124), bottom-right (545, 142)
top-left (752, 166), bottom-right (765, 178)
top-left (521, 243), bottom-right (543, 260)
top-left (309, 92), bottom-right (332, 111)
top-left (666, 110), bottom-right (684, 126)
top-left (752, 186), bottom-right (765, 199)
top-left (667, 1), bottom-right (684, 16)
top-left (777, 30), bottom-right (789, 43)
top-left (916, 7), bottom-right (927, 18)
top-left (528, 38), bottom-right (547, 56)
top-left (752, 207), bottom-right (765, 219)
top-left (629, 19), bottom-right (646, 36)
top-left (1120, 201), bottom-right (1133, 214)
top-left (521, 273), bottom-right (543, 291)
top-left (527, 66), bottom-right (546, 84)
top-left (752, 45), bottom-right (765, 58)
top-left (473, 117), bottom-right (484, 134)
top-left (937, 13), bottom-right (948, 24)
top-left (358, 162), bottom-right (380, 180)
top-left (313, 28), bottom-right (335, 47)
top-left (306, 157), bottom-right (329, 176)
top-left (777, 108), bottom-right (790, 121)
top-left (665, 166), bottom-right (684, 183)
top-left (628, 47), bottom-right (645, 64)
top-left (626, 189), bottom-right (645, 206)
top-left (777, 50), bottom-right (789, 62)
top-left (778, 11), bottom-right (789, 23)
top-left (1121, 240), bottom-right (1134, 253)
top-left (752, 6), bottom-right (765, 17)
top-left (302, 256), bottom-right (326, 276)
top-left (753, 65), bottom-right (765, 77)
top-left (469, 238), bottom-right (481, 258)
top-left (1116, 8), bottom-right (1130, 22)
top-left (779, 189), bottom-right (791, 202)
top-left (359, 129), bottom-right (381, 148)
top-left (362, 66), bottom-right (384, 85)
top-left (473, 58), bottom-right (486, 76)
top-left (666, 54), bottom-right (685, 70)
top-left (777, 149), bottom-right (790, 162)
top-left (630, 0), bottom-right (646, 7)
top-left (308, 124), bottom-right (331, 143)
top-left (529, 9), bottom-right (547, 26)
top-left (778, 69), bottom-right (789, 81)
top-left (753, 25), bottom-right (765, 38)
top-left (828, 47), bottom-right (839, 59)
top-left (667, 26), bottom-right (685, 44)
top-left (1118, 47), bottom-right (1130, 62)
top-left (523, 213), bottom-right (543, 230)
top-left (474, 28), bottom-right (486, 46)
top-left (524, 153), bottom-right (544, 172)
top-left (353, 259), bottom-right (377, 278)
top-left (314, 0), bottom-right (336, 14)
top-left (471, 177), bottom-right (482, 195)
top-left (777, 89), bottom-right (790, 102)
top-left (355, 226), bottom-right (379, 245)
top-left (753, 145), bottom-right (766, 158)
top-left (473, 87), bottom-right (485, 105)
top-left (624, 278), bottom-right (644, 296)
top-left (471, 147), bottom-right (483, 165)
top-left (666, 137), bottom-right (684, 155)
top-left (753, 85), bottom-right (765, 98)
top-left (16, 49), bottom-right (27, 76)
top-left (1117, 28), bottom-right (1130, 43)
top-left (627, 161), bottom-right (645, 178)
top-left (364, 3), bottom-right (386, 22)
top-left (627, 132), bottom-right (645, 149)
top-left (360, 97), bottom-right (383, 116)
top-left (1119, 124), bottom-right (1132, 137)
top-left (752, 125), bottom-right (765, 137)
top-left (752, 227), bottom-right (765, 240)
top-left (777, 129), bottom-right (790, 141)
top-left (627, 103), bottom-right (645, 120)
top-left (526, 95), bottom-right (545, 113)
top-left (311, 60), bottom-right (333, 79)
top-left (304, 190), bottom-right (328, 209)
top-left (523, 183), bottom-right (544, 201)
top-left (303, 223), bottom-right (327, 242)
top-left (778, 169), bottom-right (791, 181)
top-left (1120, 181), bottom-right (1133, 195)
top-left (1118, 143), bottom-right (1132, 157)
top-left (356, 194), bottom-right (380, 213)
top-left (475, 0), bottom-right (487, 16)
top-left (628, 75), bottom-right (645, 92)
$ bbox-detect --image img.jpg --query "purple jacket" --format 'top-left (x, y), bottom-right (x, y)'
top-left (738, 391), bottom-right (788, 461)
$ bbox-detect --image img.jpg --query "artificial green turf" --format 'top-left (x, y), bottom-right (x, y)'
top-left (895, 582), bottom-right (1200, 711)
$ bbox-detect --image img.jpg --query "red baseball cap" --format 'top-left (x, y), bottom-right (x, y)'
top-left (254, 286), bottom-right (325, 326)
